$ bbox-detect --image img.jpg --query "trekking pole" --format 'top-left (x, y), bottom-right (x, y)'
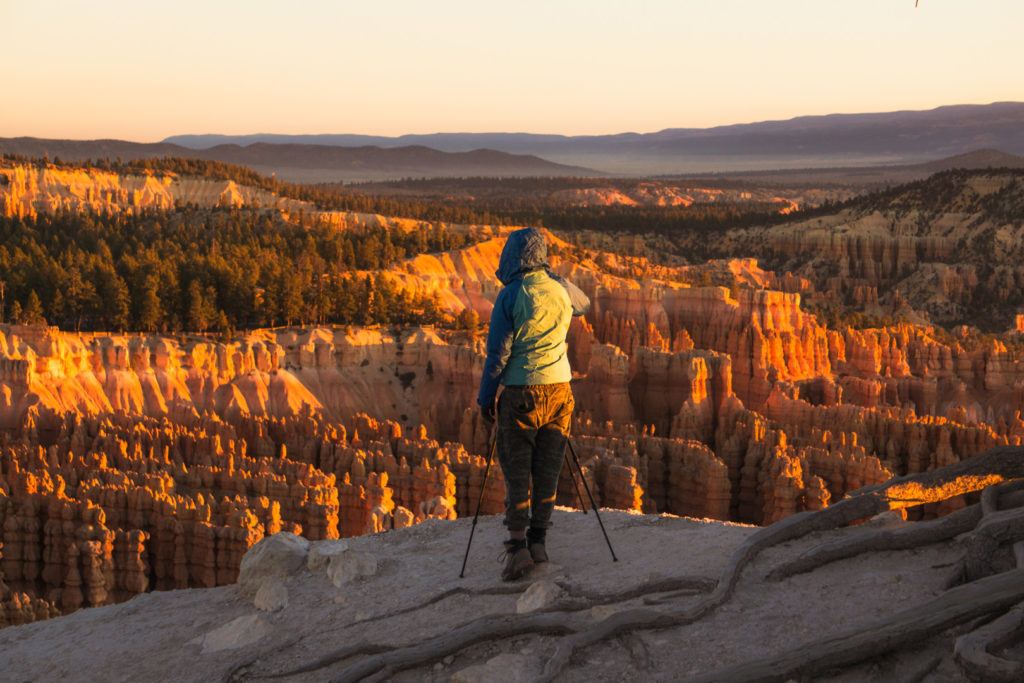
top-left (563, 445), bottom-right (588, 514)
top-left (566, 437), bottom-right (618, 562)
top-left (459, 426), bottom-right (498, 578)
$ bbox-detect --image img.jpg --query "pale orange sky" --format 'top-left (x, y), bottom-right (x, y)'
top-left (2, 0), bottom-right (1022, 141)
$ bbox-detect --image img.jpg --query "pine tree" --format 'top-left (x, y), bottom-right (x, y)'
top-left (23, 290), bottom-right (44, 325)
top-left (278, 273), bottom-right (304, 327)
top-left (63, 268), bottom-right (97, 331)
top-left (187, 280), bottom-right (217, 333)
top-left (215, 310), bottom-right (233, 340)
top-left (138, 278), bottom-right (163, 332)
top-left (359, 274), bottom-right (376, 325)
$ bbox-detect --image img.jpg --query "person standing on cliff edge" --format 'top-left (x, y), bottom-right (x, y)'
top-left (477, 227), bottom-right (590, 581)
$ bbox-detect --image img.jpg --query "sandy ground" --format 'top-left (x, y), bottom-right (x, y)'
top-left (0, 507), bottom-right (967, 682)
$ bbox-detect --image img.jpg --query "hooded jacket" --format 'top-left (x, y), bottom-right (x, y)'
top-left (477, 227), bottom-right (590, 408)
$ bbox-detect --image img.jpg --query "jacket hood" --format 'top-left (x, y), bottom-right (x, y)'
top-left (496, 227), bottom-right (549, 285)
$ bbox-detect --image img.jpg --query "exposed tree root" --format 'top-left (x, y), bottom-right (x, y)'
top-left (954, 601), bottom-right (1024, 682)
top-left (770, 486), bottom-right (1024, 583)
top-left (681, 569), bottom-right (1024, 683)
top-left (224, 636), bottom-right (305, 683)
top-left (944, 488), bottom-right (1024, 589)
top-left (332, 611), bottom-right (586, 682)
top-left (558, 575), bottom-right (714, 608)
top-left (954, 540), bottom-right (1024, 682)
top-left (237, 575), bottom-right (713, 681)
top-left (768, 504), bottom-right (982, 581)
top-left (539, 607), bottom-right (678, 682)
top-left (620, 633), bottom-right (652, 670)
top-left (964, 506), bottom-right (1024, 582)
top-left (982, 485), bottom-right (1001, 515)
top-left (653, 447), bottom-right (1023, 608)
top-left (537, 447), bottom-right (1024, 679)
top-left (349, 583), bottom-right (524, 627)
top-left (905, 654), bottom-right (943, 683)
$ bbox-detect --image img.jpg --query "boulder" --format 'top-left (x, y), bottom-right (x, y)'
top-left (237, 532), bottom-right (309, 596)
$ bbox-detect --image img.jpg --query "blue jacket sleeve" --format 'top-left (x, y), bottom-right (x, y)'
top-left (477, 283), bottom-right (519, 407)
top-left (547, 271), bottom-right (590, 317)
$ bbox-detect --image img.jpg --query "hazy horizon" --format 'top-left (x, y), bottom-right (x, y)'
top-left (90, 100), bottom-right (1024, 143)
top-left (4, 1), bottom-right (1023, 141)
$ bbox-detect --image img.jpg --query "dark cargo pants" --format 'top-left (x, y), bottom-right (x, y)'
top-left (497, 382), bottom-right (574, 531)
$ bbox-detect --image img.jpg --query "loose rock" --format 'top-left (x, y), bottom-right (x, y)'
top-left (516, 580), bottom-right (564, 614)
top-left (238, 533), bottom-right (310, 597)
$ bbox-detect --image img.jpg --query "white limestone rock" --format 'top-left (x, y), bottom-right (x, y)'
top-left (307, 539), bottom-right (350, 572)
top-left (326, 549), bottom-right (379, 587)
top-left (238, 532), bottom-right (309, 596)
top-left (515, 580), bottom-right (564, 614)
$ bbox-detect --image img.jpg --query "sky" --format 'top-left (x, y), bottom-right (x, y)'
top-left (2, 0), bottom-right (1022, 141)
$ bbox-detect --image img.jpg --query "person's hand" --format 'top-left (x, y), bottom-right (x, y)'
top-left (480, 402), bottom-right (496, 424)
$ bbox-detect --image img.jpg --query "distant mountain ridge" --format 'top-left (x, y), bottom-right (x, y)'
top-left (678, 149), bottom-right (1024, 189)
top-left (164, 102), bottom-right (1024, 174)
top-left (0, 138), bottom-right (592, 183)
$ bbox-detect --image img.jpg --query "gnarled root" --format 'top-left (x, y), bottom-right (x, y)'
top-left (771, 486), bottom-right (1024, 583)
top-left (543, 446), bottom-right (1024, 679)
top-left (768, 504), bottom-right (982, 581)
top-left (682, 569), bottom-right (1024, 683)
top-left (953, 540), bottom-right (1024, 681)
top-left (334, 611), bottom-right (586, 683)
top-left (954, 601), bottom-right (1024, 683)
top-left (963, 506), bottom-right (1024, 582)
top-left (242, 575), bottom-right (714, 681)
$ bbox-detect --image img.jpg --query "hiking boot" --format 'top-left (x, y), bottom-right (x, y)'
top-left (500, 539), bottom-right (534, 581)
top-left (527, 528), bottom-right (548, 564)
top-left (528, 541), bottom-right (548, 564)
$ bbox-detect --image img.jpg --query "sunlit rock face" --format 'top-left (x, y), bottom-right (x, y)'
top-left (0, 325), bottom-right (482, 443)
top-left (0, 165), bottom-right (305, 218)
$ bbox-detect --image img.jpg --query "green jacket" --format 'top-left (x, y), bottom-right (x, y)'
top-left (477, 228), bottom-right (590, 407)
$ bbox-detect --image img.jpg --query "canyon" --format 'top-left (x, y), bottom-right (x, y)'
top-left (1, 160), bottom-right (1023, 681)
